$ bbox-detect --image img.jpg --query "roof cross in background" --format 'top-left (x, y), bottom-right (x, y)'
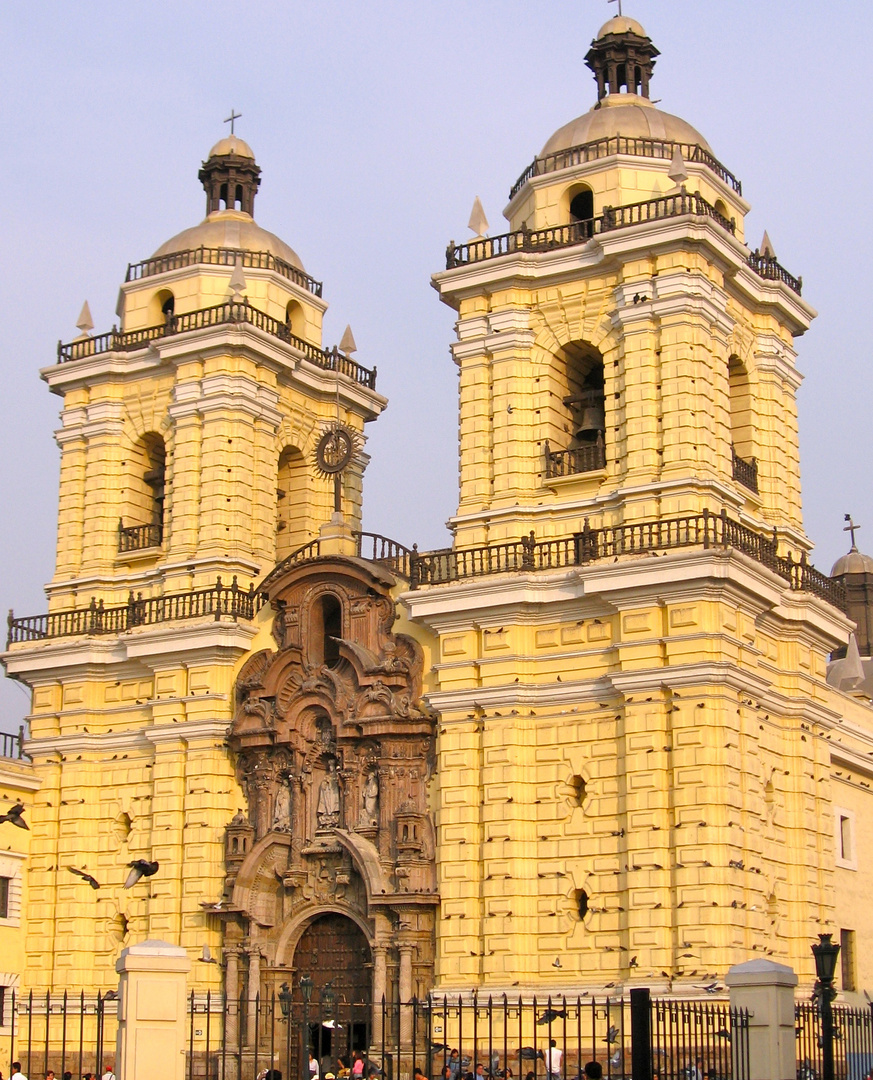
top-left (224, 109), bottom-right (242, 135)
top-left (845, 514), bottom-right (861, 549)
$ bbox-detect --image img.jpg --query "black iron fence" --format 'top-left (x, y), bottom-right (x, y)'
top-left (56, 300), bottom-right (376, 390)
top-left (406, 510), bottom-right (846, 612)
top-left (7, 990), bottom-right (118, 1080)
top-left (7, 576), bottom-right (258, 645)
top-left (117, 518), bottom-right (163, 553)
top-left (181, 992), bottom-right (749, 1080)
top-left (796, 1000), bottom-right (873, 1080)
top-left (509, 136), bottom-right (742, 200)
top-left (125, 246), bottom-right (324, 298)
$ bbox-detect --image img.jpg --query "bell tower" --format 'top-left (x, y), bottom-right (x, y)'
top-left (409, 16), bottom-right (855, 998)
top-left (44, 136), bottom-right (385, 613)
top-left (5, 138), bottom-right (386, 989)
top-left (436, 15), bottom-right (811, 553)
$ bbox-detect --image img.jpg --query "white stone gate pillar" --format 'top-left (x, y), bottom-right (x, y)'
top-left (115, 939), bottom-right (191, 1080)
top-left (726, 958), bottom-right (798, 1080)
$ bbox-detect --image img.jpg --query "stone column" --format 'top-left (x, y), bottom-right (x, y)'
top-left (371, 944), bottom-right (388, 1047)
top-left (398, 942), bottom-right (414, 1046)
top-left (115, 939), bottom-right (192, 1080)
top-left (726, 959), bottom-right (798, 1080)
top-left (247, 947), bottom-right (261, 1046)
top-left (225, 947), bottom-right (240, 1049)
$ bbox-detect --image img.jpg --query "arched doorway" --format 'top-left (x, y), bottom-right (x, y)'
top-left (294, 912), bottom-right (372, 1000)
top-left (294, 913), bottom-right (373, 1068)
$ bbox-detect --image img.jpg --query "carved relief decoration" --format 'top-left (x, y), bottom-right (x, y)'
top-left (224, 556), bottom-right (437, 1003)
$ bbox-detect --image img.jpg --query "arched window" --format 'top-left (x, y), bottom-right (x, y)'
top-left (728, 356), bottom-right (758, 493)
top-left (569, 186), bottom-right (594, 238)
top-left (234, 184), bottom-right (244, 211)
top-left (285, 300), bottom-right (303, 339)
top-left (119, 432), bottom-right (166, 551)
top-left (310, 593), bottom-right (343, 668)
top-left (276, 444), bottom-right (309, 560)
top-left (219, 182), bottom-right (228, 210)
top-left (543, 342), bottom-right (606, 479)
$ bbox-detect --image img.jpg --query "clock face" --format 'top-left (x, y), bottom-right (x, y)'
top-left (315, 427), bottom-right (354, 474)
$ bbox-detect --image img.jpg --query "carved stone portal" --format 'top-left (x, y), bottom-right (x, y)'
top-left (224, 555), bottom-right (437, 1032)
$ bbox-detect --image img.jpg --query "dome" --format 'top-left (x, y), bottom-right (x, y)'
top-left (151, 208), bottom-right (304, 270)
top-left (207, 135), bottom-right (255, 160)
top-left (831, 548), bottom-right (873, 577)
top-left (540, 94), bottom-right (713, 158)
top-left (596, 15), bottom-right (647, 38)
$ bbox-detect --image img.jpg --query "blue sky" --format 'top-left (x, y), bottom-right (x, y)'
top-left (1, 0), bottom-right (871, 729)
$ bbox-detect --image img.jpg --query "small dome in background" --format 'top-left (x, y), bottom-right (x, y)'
top-left (596, 15), bottom-right (648, 39)
top-left (831, 548), bottom-right (873, 577)
top-left (207, 135), bottom-right (256, 160)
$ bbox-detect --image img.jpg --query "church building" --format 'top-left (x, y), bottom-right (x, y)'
top-left (4, 14), bottom-right (873, 1024)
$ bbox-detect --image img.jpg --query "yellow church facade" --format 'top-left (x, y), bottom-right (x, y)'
top-left (4, 13), bottom-right (873, 1017)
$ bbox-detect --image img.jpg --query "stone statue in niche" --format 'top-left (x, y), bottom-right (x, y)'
top-left (361, 769), bottom-right (379, 827)
top-left (271, 771), bottom-right (293, 832)
top-left (316, 758), bottom-right (341, 829)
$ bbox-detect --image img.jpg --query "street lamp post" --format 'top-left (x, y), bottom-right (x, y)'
top-left (301, 975), bottom-right (314, 1080)
top-left (812, 933), bottom-right (841, 1080)
top-left (279, 982), bottom-right (293, 1080)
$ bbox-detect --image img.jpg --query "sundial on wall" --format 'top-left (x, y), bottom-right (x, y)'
top-left (314, 423), bottom-right (358, 512)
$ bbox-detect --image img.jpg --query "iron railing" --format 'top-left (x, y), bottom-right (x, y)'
top-left (746, 251), bottom-right (802, 295)
top-left (125, 246), bottom-right (323, 297)
top-left (7, 990), bottom-right (117, 1080)
top-left (730, 448), bottom-right (759, 495)
top-left (182, 990), bottom-right (751, 1080)
top-left (0, 727), bottom-right (28, 760)
top-left (651, 997), bottom-right (749, 1080)
top-left (544, 437), bottom-right (606, 479)
top-left (446, 192), bottom-right (734, 269)
top-left (258, 532), bottom-right (414, 594)
top-left (796, 999), bottom-right (873, 1080)
top-left (407, 510), bottom-right (846, 611)
top-left (509, 135), bottom-right (742, 200)
top-left (56, 300), bottom-right (377, 390)
top-left (6, 576), bottom-right (257, 646)
top-left (117, 518), bottom-right (163, 552)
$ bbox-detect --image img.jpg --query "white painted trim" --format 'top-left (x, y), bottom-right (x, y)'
top-left (24, 717), bottom-right (231, 756)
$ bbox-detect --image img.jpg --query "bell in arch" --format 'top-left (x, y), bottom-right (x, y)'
top-left (571, 387), bottom-right (605, 442)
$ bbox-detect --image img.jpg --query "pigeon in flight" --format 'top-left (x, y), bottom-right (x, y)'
top-left (124, 860), bottom-right (159, 888)
top-left (537, 1008), bottom-right (567, 1025)
top-left (199, 944), bottom-right (218, 964)
top-left (0, 803), bottom-right (28, 830)
top-left (67, 866), bottom-right (100, 890)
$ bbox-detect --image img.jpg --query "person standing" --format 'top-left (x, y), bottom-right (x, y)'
top-left (11, 1064), bottom-right (27, 1080)
top-left (544, 1041), bottom-right (562, 1080)
top-left (100, 1066), bottom-right (115, 1080)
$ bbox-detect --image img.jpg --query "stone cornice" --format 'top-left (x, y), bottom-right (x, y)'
top-left (24, 717), bottom-right (232, 757)
top-left (41, 323), bottom-right (387, 421)
top-left (4, 618), bottom-right (258, 680)
top-left (433, 215), bottom-right (814, 336)
top-left (403, 546), bottom-right (849, 649)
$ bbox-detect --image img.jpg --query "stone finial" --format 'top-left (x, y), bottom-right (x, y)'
top-left (340, 324), bottom-right (357, 354)
top-left (468, 196), bottom-right (489, 238)
top-left (76, 301), bottom-right (94, 336)
top-left (229, 259), bottom-right (247, 300)
top-left (761, 230), bottom-right (776, 259)
top-left (668, 148), bottom-right (688, 186)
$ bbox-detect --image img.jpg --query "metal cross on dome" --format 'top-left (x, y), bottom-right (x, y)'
top-left (224, 109), bottom-right (242, 135)
top-left (845, 514), bottom-right (861, 549)
top-left (608, 0), bottom-right (623, 14)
